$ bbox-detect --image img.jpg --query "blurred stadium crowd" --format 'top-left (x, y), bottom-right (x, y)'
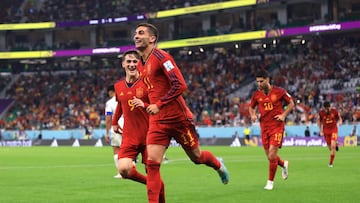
top-left (0, 0), bottom-right (359, 131)
top-left (1, 0), bottom-right (223, 23)
top-left (1, 34), bottom-right (359, 131)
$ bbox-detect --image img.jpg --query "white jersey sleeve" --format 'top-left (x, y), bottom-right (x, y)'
top-left (105, 96), bottom-right (124, 130)
top-left (105, 96), bottom-right (117, 116)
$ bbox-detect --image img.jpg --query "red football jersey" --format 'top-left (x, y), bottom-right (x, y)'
top-left (318, 108), bottom-right (340, 134)
top-left (112, 78), bottom-right (149, 145)
top-left (137, 48), bottom-right (193, 123)
top-left (250, 86), bottom-right (293, 128)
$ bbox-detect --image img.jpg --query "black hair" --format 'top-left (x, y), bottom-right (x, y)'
top-left (323, 101), bottom-right (330, 108)
top-left (136, 23), bottom-right (159, 43)
top-left (122, 49), bottom-right (140, 61)
top-left (107, 85), bottom-right (115, 92)
top-left (255, 69), bottom-right (270, 78)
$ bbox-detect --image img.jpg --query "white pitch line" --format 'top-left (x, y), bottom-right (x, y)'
top-left (0, 163), bottom-right (113, 170)
top-left (1, 155), bottom-right (357, 170)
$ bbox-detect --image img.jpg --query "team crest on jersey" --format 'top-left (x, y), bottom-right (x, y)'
top-left (136, 87), bottom-right (144, 98)
top-left (163, 60), bottom-right (174, 71)
top-left (271, 94), bottom-right (278, 102)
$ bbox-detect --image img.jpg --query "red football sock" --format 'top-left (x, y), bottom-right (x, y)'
top-left (146, 160), bottom-right (162, 203)
top-left (127, 165), bottom-right (146, 185)
top-left (330, 154), bottom-right (335, 165)
top-left (269, 158), bottom-right (278, 181)
top-left (159, 180), bottom-right (166, 203)
top-left (196, 150), bottom-right (221, 170)
top-left (277, 156), bottom-right (284, 167)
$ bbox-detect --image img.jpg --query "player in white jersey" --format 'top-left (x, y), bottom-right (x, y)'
top-left (105, 85), bottom-right (124, 178)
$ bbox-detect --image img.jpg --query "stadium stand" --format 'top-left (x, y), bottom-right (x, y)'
top-left (0, 0), bottom-right (23, 23)
top-left (1, 34), bottom-right (359, 130)
top-left (1, 0), bottom-right (224, 23)
top-left (0, 0), bottom-right (359, 131)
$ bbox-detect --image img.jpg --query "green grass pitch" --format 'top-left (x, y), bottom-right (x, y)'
top-left (0, 146), bottom-right (359, 203)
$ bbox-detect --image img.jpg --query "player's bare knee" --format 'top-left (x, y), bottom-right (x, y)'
top-left (193, 160), bottom-right (202, 165)
top-left (268, 155), bottom-right (277, 161)
top-left (118, 166), bottom-right (130, 177)
top-left (191, 156), bottom-right (202, 164)
top-left (186, 149), bottom-right (201, 164)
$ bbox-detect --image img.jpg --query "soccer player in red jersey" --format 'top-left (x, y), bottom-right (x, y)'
top-left (249, 69), bottom-right (294, 190)
top-left (132, 23), bottom-right (229, 203)
top-left (112, 50), bottom-right (165, 202)
top-left (317, 101), bottom-right (342, 168)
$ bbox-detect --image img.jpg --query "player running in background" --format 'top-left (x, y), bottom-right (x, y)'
top-left (132, 22), bottom-right (229, 203)
top-left (105, 85), bottom-right (124, 179)
top-left (317, 101), bottom-right (342, 167)
top-left (112, 50), bottom-right (165, 202)
top-left (249, 69), bottom-right (294, 190)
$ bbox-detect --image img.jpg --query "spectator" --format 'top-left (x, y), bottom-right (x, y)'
top-left (1, 34), bottom-right (359, 130)
top-left (243, 125), bottom-right (251, 142)
top-left (305, 126), bottom-right (311, 137)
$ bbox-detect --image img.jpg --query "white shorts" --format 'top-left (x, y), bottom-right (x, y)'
top-left (111, 132), bottom-right (122, 147)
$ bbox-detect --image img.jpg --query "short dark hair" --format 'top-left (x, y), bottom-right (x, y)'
top-left (107, 85), bottom-right (114, 92)
top-left (323, 101), bottom-right (330, 108)
top-left (256, 69), bottom-right (270, 78)
top-left (122, 49), bottom-right (140, 61)
top-left (136, 23), bottom-right (159, 42)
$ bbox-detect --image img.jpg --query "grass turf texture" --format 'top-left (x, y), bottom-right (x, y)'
top-left (0, 146), bottom-right (359, 203)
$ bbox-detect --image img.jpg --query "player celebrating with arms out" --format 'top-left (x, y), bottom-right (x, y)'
top-left (249, 69), bottom-right (294, 190)
top-left (317, 101), bottom-right (342, 167)
top-left (132, 23), bottom-right (229, 203)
